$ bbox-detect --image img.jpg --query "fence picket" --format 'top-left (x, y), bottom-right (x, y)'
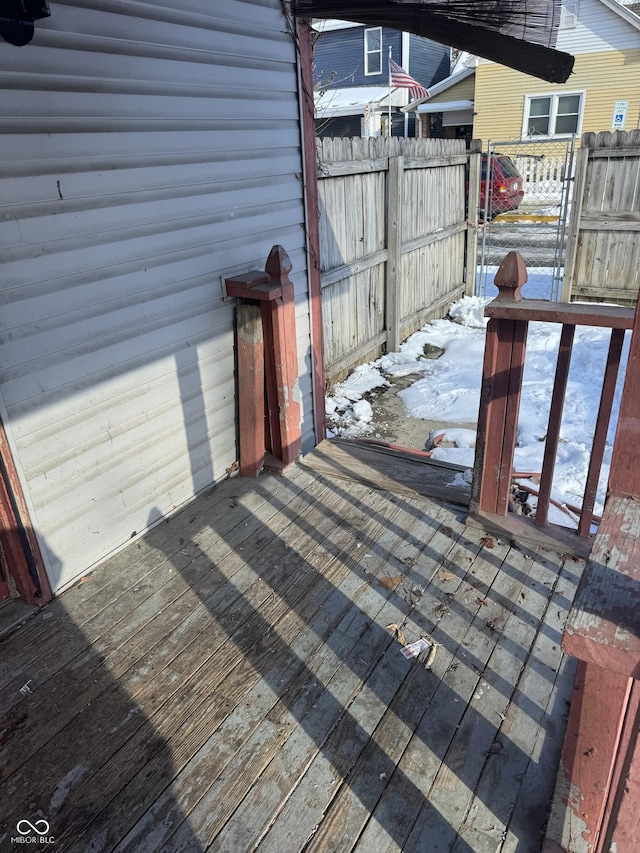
top-left (565, 131), bottom-right (640, 305)
top-left (317, 137), bottom-right (468, 382)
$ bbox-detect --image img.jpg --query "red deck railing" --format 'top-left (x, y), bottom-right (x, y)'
top-left (471, 252), bottom-right (635, 547)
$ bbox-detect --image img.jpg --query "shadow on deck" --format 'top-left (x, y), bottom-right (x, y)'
top-left (0, 443), bottom-right (583, 852)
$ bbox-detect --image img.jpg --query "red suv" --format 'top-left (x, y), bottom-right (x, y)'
top-left (480, 154), bottom-right (525, 216)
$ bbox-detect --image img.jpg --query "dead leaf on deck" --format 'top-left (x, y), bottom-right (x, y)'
top-left (77, 576), bottom-right (90, 585)
top-left (379, 574), bottom-right (403, 591)
top-left (440, 525), bottom-right (453, 536)
top-left (386, 622), bottom-right (407, 646)
top-left (476, 597), bottom-right (489, 606)
top-left (437, 568), bottom-right (455, 583)
top-left (479, 536), bottom-right (496, 549)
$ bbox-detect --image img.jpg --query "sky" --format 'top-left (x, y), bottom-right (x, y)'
top-left (326, 295), bottom-right (631, 529)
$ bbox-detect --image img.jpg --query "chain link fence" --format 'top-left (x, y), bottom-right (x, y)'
top-left (476, 137), bottom-right (575, 301)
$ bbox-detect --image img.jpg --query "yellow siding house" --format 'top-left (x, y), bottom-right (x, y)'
top-left (474, 0), bottom-right (640, 142)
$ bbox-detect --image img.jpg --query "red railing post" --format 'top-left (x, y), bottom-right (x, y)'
top-left (535, 323), bottom-right (576, 527)
top-left (472, 251), bottom-right (634, 551)
top-left (578, 328), bottom-right (625, 537)
top-left (472, 252), bottom-right (528, 517)
top-left (225, 245), bottom-right (302, 475)
top-left (263, 245), bottom-right (302, 467)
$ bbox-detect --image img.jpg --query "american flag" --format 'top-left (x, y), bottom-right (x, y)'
top-left (389, 59), bottom-right (429, 101)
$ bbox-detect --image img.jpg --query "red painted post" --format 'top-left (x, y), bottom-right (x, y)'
top-left (608, 295), bottom-right (640, 500)
top-left (236, 303), bottom-right (265, 477)
top-left (493, 251), bottom-right (527, 303)
top-left (0, 423), bottom-right (52, 605)
top-left (535, 323), bottom-right (575, 527)
top-left (552, 661), bottom-right (633, 852)
top-left (472, 252), bottom-right (529, 516)
top-left (225, 245), bottom-right (302, 472)
top-left (264, 245), bottom-right (302, 467)
top-left (578, 328), bottom-right (625, 537)
top-left (598, 681), bottom-right (640, 852)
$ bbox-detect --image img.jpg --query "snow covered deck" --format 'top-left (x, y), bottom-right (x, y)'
top-left (0, 449), bottom-right (582, 851)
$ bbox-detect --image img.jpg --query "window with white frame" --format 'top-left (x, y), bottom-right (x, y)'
top-left (523, 93), bottom-right (584, 138)
top-left (364, 27), bottom-right (382, 75)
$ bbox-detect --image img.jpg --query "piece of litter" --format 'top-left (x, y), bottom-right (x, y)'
top-left (379, 574), bottom-right (403, 591)
top-left (41, 612), bottom-right (53, 620)
top-left (424, 643), bottom-right (438, 670)
top-left (437, 568), bottom-right (455, 583)
top-left (379, 772), bottom-right (387, 781)
top-left (19, 681), bottom-right (33, 696)
top-left (401, 638), bottom-right (431, 659)
top-left (386, 623), bottom-right (407, 646)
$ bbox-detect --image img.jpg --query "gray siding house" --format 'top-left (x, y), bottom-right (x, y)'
top-left (313, 20), bottom-right (450, 137)
top-left (0, 0), bottom-right (321, 600)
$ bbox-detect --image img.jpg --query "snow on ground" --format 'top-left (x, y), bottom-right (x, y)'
top-left (477, 266), bottom-right (559, 301)
top-left (325, 364), bottom-right (389, 437)
top-left (326, 295), bottom-right (630, 528)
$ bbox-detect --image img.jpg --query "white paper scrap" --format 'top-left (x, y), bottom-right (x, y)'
top-left (400, 638), bottom-right (432, 659)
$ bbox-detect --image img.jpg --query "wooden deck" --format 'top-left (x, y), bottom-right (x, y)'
top-left (0, 447), bottom-right (583, 852)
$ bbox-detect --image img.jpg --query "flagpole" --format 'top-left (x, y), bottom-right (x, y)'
top-left (388, 46), bottom-right (392, 138)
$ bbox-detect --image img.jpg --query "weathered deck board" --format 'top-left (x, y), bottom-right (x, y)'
top-left (112, 490), bottom-right (441, 853)
top-left (451, 551), bottom-right (580, 853)
top-left (0, 452), bottom-right (580, 853)
top-left (0, 464), bottom-right (312, 701)
top-left (0, 469), bottom-right (336, 783)
top-left (6, 476), bottom-right (377, 844)
top-left (303, 438), bottom-right (471, 506)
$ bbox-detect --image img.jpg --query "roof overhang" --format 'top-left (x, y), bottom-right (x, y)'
top-left (402, 65), bottom-right (475, 111)
top-left (315, 85), bottom-right (406, 117)
top-left (417, 99), bottom-right (473, 114)
top-left (291, 1), bottom-right (575, 83)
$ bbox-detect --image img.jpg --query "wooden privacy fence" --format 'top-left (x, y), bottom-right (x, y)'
top-left (563, 129), bottom-right (640, 305)
top-left (317, 137), bottom-right (471, 382)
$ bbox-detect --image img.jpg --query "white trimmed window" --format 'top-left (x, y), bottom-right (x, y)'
top-left (523, 92), bottom-right (584, 138)
top-left (364, 27), bottom-right (382, 75)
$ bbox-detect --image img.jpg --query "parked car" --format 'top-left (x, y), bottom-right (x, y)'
top-left (480, 154), bottom-right (525, 216)
top-left (467, 154), bottom-right (525, 218)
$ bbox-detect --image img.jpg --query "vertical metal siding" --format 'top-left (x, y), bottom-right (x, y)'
top-left (0, 0), bottom-right (313, 591)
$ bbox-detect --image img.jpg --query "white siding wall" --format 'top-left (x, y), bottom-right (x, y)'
top-left (475, 0), bottom-right (640, 63)
top-left (0, 0), bottom-right (314, 591)
top-left (556, 0), bottom-right (640, 52)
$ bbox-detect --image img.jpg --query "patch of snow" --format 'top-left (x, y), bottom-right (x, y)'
top-left (447, 469), bottom-right (474, 488)
top-left (449, 295), bottom-right (492, 328)
top-left (331, 364), bottom-right (389, 401)
top-left (326, 292), bottom-right (631, 527)
top-left (325, 364), bottom-right (389, 437)
top-left (431, 428), bottom-right (477, 448)
top-left (352, 399), bottom-right (373, 423)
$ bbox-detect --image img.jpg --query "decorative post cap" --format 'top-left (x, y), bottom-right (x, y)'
top-left (265, 245), bottom-right (293, 286)
top-left (493, 251), bottom-right (528, 302)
